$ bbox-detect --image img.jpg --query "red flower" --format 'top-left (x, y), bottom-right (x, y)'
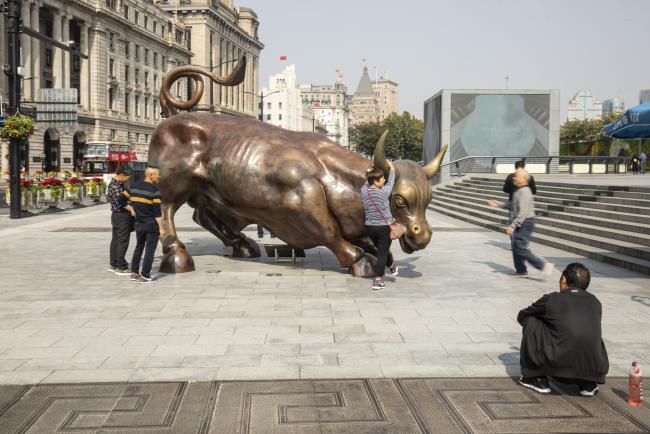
top-left (90, 177), bottom-right (104, 184)
top-left (39, 177), bottom-right (64, 187)
top-left (20, 179), bottom-right (34, 188)
top-left (66, 177), bottom-right (84, 185)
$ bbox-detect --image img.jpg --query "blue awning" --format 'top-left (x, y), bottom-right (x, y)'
top-left (604, 103), bottom-right (650, 139)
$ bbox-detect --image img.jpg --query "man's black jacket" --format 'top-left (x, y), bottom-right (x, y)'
top-left (503, 173), bottom-right (536, 202)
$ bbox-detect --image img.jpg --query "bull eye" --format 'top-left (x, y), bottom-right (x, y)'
top-left (394, 196), bottom-right (407, 207)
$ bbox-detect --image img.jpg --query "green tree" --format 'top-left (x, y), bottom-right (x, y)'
top-left (351, 111), bottom-right (424, 161)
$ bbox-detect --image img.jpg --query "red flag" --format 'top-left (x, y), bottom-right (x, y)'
top-left (314, 102), bottom-right (320, 108)
top-left (280, 56), bottom-right (287, 61)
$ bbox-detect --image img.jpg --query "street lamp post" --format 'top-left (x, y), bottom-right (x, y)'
top-left (243, 89), bottom-right (282, 123)
top-left (4, 0), bottom-right (88, 219)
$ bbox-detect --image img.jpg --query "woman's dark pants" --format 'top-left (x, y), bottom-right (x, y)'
top-left (366, 225), bottom-right (393, 278)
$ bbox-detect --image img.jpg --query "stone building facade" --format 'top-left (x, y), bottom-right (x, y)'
top-left (1, 0), bottom-right (261, 177)
top-left (158, 0), bottom-right (263, 118)
top-left (300, 78), bottom-right (350, 148)
top-left (348, 66), bottom-right (378, 126)
top-left (372, 78), bottom-right (398, 121)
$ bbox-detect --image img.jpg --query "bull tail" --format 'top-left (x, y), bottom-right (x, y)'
top-left (159, 56), bottom-right (247, 117)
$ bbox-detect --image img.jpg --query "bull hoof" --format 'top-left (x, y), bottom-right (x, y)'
top-left (349, 253), bottom-right (377, 277)
top-left (162, 237), bottom-right (186, 255)
top-left (232, 237), bottom-right (261, 258)
top-left (160, 247), bottom-right (195, 273)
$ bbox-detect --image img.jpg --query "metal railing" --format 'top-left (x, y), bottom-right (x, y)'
top-left (430, 155), bottom-right (630, 185)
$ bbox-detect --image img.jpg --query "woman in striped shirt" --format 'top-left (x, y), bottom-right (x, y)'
top-left (361, 160), bottom-right (399, 290)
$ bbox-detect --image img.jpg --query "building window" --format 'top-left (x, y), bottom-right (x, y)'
top-left (125, 42), bottom-right (130, 58)
top-left (45, 80), bottom-right (53, 88)
top-left (134, 11), bottom-right (139, 25)
top-left (175, 29), bottom-right (183, 44)
top-left (125, 92), bottom-right (130, 113)
top-left (144, 71), bottom-right (149, 87)
top-left (279, 102), bottom-right (282, 109)
top-left (153, 21), bottom-right (157, 33)
top-left (124, 66), bottom-right (129, 82)
top-left (266, 102), bottom-right (271, 109)
top-left (145, 133), bottom-right (149, 143)
top-left (153, 52), bottom-right (158, 68)
top-left (110, 129), bottom-right (116, 139)
top-left (108, 87), bottom-right (114, 110)
top-left (153, 74), bottom-right (157, 89)
top-left (135, 95), bottom-right (140, 116)
top-left (108, 32), bottom-right (115, 51)
top-left (161, 56), bottom-right (166, 71)
top-left (135, 68), bottom-right (140, 84)
top-left (266, 114), bottom-right (271, 120)
top-left (135, 44), bottom-right (140, 62)
top-left (106, 0), bottom-right (116, 9)
top-left (278, 114), bottom-right (282, 120)
top-left (45, 49), bottom-right (52, 67)
top-left (123, 4), bottom-right (128, 19)
top-left (144, 49), bottom-right (149, 65)
top-left (144, 16), bottom-right (148, 30)
top-left (145, 99), bottom-right (149, 118)
top-left (109, 58), bottom-right (114, 76)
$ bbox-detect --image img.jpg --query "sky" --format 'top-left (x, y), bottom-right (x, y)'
top-left (239, 0), bottom-right (650, 120)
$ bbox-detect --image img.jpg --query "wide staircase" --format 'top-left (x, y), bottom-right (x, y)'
top-left (429, 177), bottom-right (650, 275)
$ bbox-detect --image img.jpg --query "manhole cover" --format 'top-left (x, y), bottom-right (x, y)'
top-left (206, 270), bottom-right (222, 274)
top-left (266, 273), bottom-right (282, 277)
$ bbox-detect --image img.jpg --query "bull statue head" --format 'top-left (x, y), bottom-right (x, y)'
top-left (373, 131), bottom-right (448, 254)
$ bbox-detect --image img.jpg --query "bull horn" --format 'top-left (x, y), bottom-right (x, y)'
top-left (373, 131), bottom-right (390, 174)
top-left (423, 144), bottom-right (448, 179)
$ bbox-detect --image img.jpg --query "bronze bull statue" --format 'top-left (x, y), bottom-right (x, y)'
top-left (151, 57), bottom-right (447, 277)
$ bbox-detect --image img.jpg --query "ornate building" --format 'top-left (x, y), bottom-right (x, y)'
top-left (348, 66), bottom-right (377, 126)
top-left (372, 77), bottom-right (398, 121)
top-left (158, 0), bottom-right (263, 118)
top-left (300, 74), bottom-right (350, 148)
top-left (1, 0), bottom-right (262, 177)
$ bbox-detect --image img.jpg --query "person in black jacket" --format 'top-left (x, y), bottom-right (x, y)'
top-left (517, 263), bottom-right (609, 397)
top-left (503, 161), bottom-right (536, 247)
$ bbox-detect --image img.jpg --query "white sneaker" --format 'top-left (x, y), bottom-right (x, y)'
top-left (541, 263), bottom-right (554, 279)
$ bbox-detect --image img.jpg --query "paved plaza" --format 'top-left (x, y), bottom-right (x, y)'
top-left (1, 201), bottom-right (648, 383)
top-left (0, 197), bottom-right (649, 432)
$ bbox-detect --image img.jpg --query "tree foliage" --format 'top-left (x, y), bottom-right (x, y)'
top-left (351, 112), bottom-right (424, 161)
top-left (559, 112), bottom-right (623, 145)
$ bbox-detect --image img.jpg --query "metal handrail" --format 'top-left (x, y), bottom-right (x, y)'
top-left (430, 155), bottom-right (631, 184)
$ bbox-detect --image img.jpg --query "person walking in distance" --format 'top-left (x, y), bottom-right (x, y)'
top-left (123, 167), bottom-right (165, 283)
top-left (502, 161), bottom-right (537, 248)
top-left (107, 166), bottom-right (135, 275)
top-left (361, 161), bottom-right (399, 290)
top-left (489, 169), bottom-right (552, 278)
top-left (639, 151), bottom-right (647, 175)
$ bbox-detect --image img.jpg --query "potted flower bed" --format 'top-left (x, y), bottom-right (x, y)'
top-left (64, 177), bottom-right (86, 207)
top-left (37, 177), bottom-right (64, 211)
top-left (85, 177), bottom-right (107, 202)
top-left (5, 178), bottom-right (36, 210)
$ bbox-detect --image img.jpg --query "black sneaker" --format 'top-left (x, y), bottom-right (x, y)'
top-left (138, 275), bottom-right (157, 283)
top-left (579, 383), bottom-right (599, 397)
top-left (130, 272), bottom-right (140, 281)
top-left (108, 267), bottom-right (117, 273)
top-left (519, 376), bottom-right (551, 394)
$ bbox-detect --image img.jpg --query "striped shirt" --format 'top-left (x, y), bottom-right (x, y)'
top-left (123, 181), bottom-right (161, 224)
top-left (361, 170), bottom-right (395, 226)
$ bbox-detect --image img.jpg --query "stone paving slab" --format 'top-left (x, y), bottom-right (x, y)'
top-left (0, 378), bottom-right (648, 433)
top-left (0, 203), bottom-right (648, 385)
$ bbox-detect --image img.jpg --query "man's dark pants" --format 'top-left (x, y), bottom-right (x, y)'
top-left (110, 211), bottom-right (134, 270)
top-left (513, 218), bottom-right (545, 274)
top-left (131, 221), bottom-right (159, 278)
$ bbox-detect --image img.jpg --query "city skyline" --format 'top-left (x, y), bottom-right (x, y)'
top-left (242, 0), bottom-right (649, 120)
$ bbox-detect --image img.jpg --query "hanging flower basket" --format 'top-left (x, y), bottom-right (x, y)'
top-left (0, 114), bottom-right (35, 140)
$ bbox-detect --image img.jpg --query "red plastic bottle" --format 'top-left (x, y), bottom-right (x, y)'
top-left (628, 361), bottom-right (644, 407)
